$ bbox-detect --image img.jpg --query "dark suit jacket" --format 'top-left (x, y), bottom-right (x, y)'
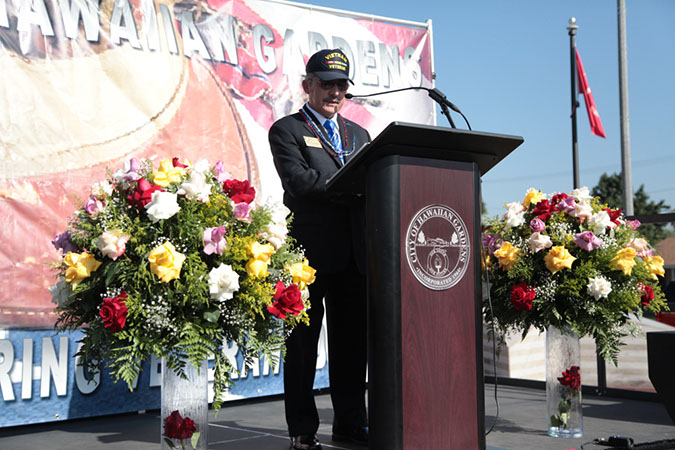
top-left (269, 105), bottom-right (371, 275)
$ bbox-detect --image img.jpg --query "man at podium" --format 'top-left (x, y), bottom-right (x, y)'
top-left (269, 49), bottom-right (371, 450)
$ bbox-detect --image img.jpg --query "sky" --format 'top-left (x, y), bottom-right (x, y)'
top-left (287, 0), bottom-right (675, 218)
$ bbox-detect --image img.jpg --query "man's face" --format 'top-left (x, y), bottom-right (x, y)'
top-left (302, 75), bottom-right (349, 119)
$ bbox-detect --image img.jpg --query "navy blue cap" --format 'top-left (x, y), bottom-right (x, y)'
top-left (305, 49), bottom-right (352, 83)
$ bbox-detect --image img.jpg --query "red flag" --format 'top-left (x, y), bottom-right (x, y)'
top-left (575, 48), bottom-right (606, 138)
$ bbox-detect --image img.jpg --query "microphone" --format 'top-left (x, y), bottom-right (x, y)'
top-left (345, 86), bottom-right (471, 130)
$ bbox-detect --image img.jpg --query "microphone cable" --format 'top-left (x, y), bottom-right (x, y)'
top-left (346, 86), bottom-right (472, 131)
top-left (481, 239), bottom-right (500, 436)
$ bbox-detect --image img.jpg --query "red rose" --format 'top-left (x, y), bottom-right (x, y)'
top-left (178, 416), bottom-right (196, 439)
top-left (267, 281), bottom-right (304, 319)
top-left (172, 157), bottom-right (188, 168)
top-left (126, 178), bottom-right (163, 210)
top-left (558, 365), bottom-right (581, 391)
top-left (99, 292), bottom-right (128, 333)
top-left (550, 192), bottom-right (568, 207)
top-left (603, 208), bottom-right (622, 226)
top-left (640, 284), bottom-right (654, 306)
top-left (510, 282), bottom-right (536, 311)
top-left (532, 199), bottom-right (553, 221)
top-left (163, 410), bottom-right (182, 439)
top-left (222, 179), bottom-right (256, 204)
top-left (163, 410), bottom-right (197, 440)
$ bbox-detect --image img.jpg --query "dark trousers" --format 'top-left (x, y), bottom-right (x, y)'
top-left (283, 267), bottom-right (367, 437)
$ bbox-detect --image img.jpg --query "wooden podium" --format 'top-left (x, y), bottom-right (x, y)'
top-left (327, 122), bottom-right (523, 449)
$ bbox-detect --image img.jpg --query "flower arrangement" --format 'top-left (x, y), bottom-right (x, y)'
top-left (482, 187), bottom-right (668, 363)
top-left (50, 156), bottom-right (315, 410)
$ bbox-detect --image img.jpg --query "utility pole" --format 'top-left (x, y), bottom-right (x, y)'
top-left (618, 0), bottom-right (634, 215)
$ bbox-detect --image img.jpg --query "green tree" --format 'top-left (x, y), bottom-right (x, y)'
top-left (592, 172), bottom-right (671, 245)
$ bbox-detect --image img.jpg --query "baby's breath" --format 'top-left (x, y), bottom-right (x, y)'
top-left (145, 296), bottom-right (176, 334)
top-left (535, 278), bottom-right (558, 303)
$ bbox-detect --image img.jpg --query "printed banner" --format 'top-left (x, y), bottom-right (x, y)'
top-left (0, 323), bottom-right (330, 427)
top-left (0, 0), bottom-right (433, 426)
top-left (0, 0), bottom-right (434, 327)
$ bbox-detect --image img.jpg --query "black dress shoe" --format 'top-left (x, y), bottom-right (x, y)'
top-left (332, 426), bottom-right (368, 445)
top-left (290, 434), bottom-right (322, 450)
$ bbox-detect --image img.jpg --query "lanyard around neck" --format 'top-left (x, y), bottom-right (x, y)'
top-left (300, 107), bottom-right (355, 159)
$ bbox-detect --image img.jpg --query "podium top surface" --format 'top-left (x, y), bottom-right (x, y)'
top-left (326, 121), bottom-right (524, 193)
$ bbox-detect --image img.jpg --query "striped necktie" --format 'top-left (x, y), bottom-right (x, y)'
top-left (324, 119), bottom-right (344, 164)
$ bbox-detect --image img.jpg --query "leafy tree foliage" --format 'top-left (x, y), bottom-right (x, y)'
top-left (592, 173), bottom-right (671, 245)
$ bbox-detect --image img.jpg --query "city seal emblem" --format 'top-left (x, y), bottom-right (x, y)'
top-left (405, 204), bottom-right (471, 290)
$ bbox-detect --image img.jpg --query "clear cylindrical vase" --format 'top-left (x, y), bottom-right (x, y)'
top-left (161, 357), bottom-right (209, 449)
top-left (546, 325), bottom-right (583, 438)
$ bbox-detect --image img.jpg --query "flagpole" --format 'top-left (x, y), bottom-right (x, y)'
top-left (569, 17), bottom-right (609, 396)
top-left (567, 18), bottom-right (580, 189)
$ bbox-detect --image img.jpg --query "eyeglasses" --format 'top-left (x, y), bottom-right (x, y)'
top-left (317, 79), bottom-right (350, 91)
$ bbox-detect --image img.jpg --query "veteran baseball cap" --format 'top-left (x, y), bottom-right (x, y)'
top-left (305, 49), bottom-right (353, 83)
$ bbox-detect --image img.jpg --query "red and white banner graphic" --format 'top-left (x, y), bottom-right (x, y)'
top-left (0, 0), bottom-right (434, 326)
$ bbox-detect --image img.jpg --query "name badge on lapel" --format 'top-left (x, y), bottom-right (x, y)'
top-left (303, 136), bottom-right (322, 148)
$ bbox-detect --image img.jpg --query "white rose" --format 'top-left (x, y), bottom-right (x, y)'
top-left (505, 201), bottom-right (525, 214)
top-left (208, 263), bottom-right (240, 302)
top-left (191, 158), bottom-right (211, 174)
top-left (49, 279), bottom-right (72, 307)
top-left (589, 210), bottom-right (612, 235)
top-left (145, 191), bottom-right (181, 223)
top-left (264, 222), bottom-right (288, 250)
top-left (570, 198), bottom-right (593, 221)
top-left (503, 202), bottom-right (525, 231)
top-left (270, 203), bottom-right (291, 225)
top-left (261, 198), bottom-right (290, 222)
top-left (97, 230), bottom-right (130, 260)
top-left (90, 181), bottom-right (113, 198)
top-left (177, 170), bottom-right (212, 203)
top-left (260, 200), bottom-right (291, 249)
top-left (528, 232), bottom-right (553, 253)
top-left (572, 186), bottom-right (592, 203)
top-left (587, 276), bottom-right (612, 300)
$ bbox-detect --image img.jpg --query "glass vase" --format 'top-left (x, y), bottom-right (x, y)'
top-left (546, 325), bottom-right (583, 438)
top-left (161, 357), bottom-right (209, 449)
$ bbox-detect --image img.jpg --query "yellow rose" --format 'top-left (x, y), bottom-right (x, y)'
top-left (249, 241), bottom-right (275, 263)
top-left (64, 252), bottom-right (102, 288)
top-left (148, 241), bottom-right (185, 282)
top-left (610, 247), bottom-right (636, 276)
top-left (246, 259), bottom-right (268, 278)
top-left (245, 242), bottom-right (275, 278)
top-left (494, 242), bottom-right (520, 271)
top-left (523, 188), bottom-right (544, 208)
top-left (644, 255), bottom-right (665, 280)
top-left (288, 259), bottom-right (317, 290)
top-left (151, 159), bottom-right (186, 187)
top-left (544, 246), bottom-right (576, 274)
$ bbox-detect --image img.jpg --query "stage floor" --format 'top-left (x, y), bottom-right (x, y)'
top-left (1, 384), bottom-right (673, 449)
